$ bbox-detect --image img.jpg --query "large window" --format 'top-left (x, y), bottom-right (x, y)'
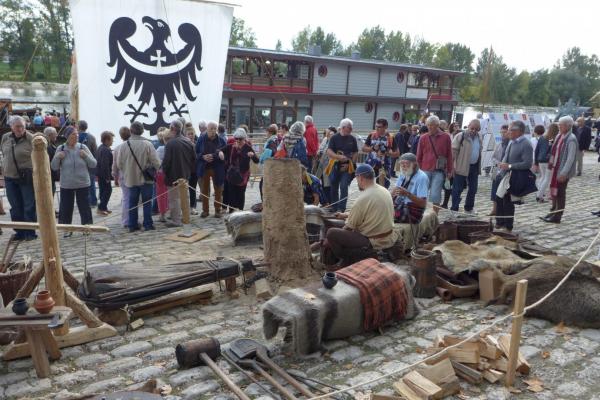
top-left (252, 107), bottom-right (272, 131)
top-left (296, 107), bottom-right (310, 122)
top-left (407, 72), bottom-right (428, 87)
top-left (232, 106), bottom-right (250, 128)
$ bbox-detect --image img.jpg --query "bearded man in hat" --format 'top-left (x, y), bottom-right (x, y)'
top-left (392, 153), bottom-right (429, 225)
top-left (323, 163), bottom-right (398, 268)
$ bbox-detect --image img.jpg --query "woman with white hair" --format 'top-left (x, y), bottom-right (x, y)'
top-left (0, 116), bottom-right (37, 240)
top-left (326, 118), bottom-right (358, 212)
top-left (223, 128), bottom-right (258, 212)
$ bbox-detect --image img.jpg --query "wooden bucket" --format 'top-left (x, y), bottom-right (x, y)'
top-left (456, 220), bottom-right (491, 243)
top-left (410, 249), bottom-right (437, 298)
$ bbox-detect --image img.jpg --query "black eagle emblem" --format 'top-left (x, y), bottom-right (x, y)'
top-left (108, 16), bottom-right (202, 135)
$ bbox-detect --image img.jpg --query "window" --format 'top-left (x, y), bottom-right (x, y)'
top-left (231, 106), bottom-right (251, 128)
top-left (407, 72), bottom-right (428, 87)
top-left (274, 61), bottom-right (288, 78)
top-left (252, 107), bottom-right (272, 131)
top-left (231, 57), bottom-right (244, 75)
top-left (318, 65), bottom-right (328, 77)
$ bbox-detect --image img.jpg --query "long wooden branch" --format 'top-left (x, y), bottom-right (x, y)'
top-left (65, 287), bottom-right (102, 328)
top-left (15, 262), bottom-right (45, 299)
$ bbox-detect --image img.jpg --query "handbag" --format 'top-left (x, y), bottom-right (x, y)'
top-left (127, 140), bottom-right (156, 182)
top-left (226, 147), bottom-right (245, 186)
top-left (428, 135), bottom-right (447, 172)
top-left (11, 143), bottom-right (33, 185)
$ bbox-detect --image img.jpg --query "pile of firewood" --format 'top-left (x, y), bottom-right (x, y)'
top-left (393, 334), bottom-right (530, 399)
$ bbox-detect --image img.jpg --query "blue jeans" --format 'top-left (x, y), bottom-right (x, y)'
top-left (451, 164), bottom-right (479, 211)
top-left (423, 170), bottom-right (445, 205)
top-left (89, 172), bottom-right (97, 206)
top-left (128, 184), bottom-right (154, 230)
top-left (329, 170), bottom-right (354, 212)
top-left (5, 177), bottom-right (37, 238)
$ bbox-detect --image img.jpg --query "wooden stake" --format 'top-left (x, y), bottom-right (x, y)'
top-left (31, 136), bottom-right (65, 306)
top-left (15, 262), bottom-right (45, 299)
top-left (178, 178), bottom-right (191, 225)
top-left (505, 279), bottom-right (527, 387)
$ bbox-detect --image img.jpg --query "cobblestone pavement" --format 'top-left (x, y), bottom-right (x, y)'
top-left (1, 154), bottom-right (600, 400)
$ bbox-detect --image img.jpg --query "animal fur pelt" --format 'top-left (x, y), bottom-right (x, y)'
top-left (262, 262), bottom-right (418, 355)
top-left (225, 205), bottom-right (325, 244)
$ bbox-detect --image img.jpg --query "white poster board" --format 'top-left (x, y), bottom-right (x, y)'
top-left (70, 0), bottom-right (233, 142)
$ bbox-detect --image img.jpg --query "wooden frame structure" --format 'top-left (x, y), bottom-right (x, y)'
top-left (2, 135), bottom-right (117, 362)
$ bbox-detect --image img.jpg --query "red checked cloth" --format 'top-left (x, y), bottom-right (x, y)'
top-left (336, 258), bottom-right (409, 331)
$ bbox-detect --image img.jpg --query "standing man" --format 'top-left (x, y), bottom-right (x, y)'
top-left (196, 121), bottom-right (226, 218)
top-left (112, 127), bottom-right (132, 228)
top-left (408, 124), bottom-right (421, 155)
top-left (304, 115), bottom-right (319, 173)
top-left (117, 121), bottom-right (161, 232)
top-left (450, 119), bottom-right (482, 213)
top-left (541, 116), bottom-right (577, 223)
top-left (495, 121), bottom-right (534, 231)
top-left (574, 116), bottom-right (591, 176)
top-left (326, 118), bottom-right (358, 212)
top-left (77, 120), bottom-right (99, 207)
top-left (363, 118), bottom-right (399, 188)
top-left (163, 120), bottom-right (196, 227)
top-left (416, 115), bottom-right (453, 214)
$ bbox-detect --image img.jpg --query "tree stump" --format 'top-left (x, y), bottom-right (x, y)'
top-left (262, 158), bottom-right (312, 283)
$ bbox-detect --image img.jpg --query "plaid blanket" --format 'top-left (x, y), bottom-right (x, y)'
top-left (337, 258), bottom-right (408, 331)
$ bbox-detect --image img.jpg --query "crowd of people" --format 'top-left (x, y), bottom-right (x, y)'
top-left (0, 110), bottom-right (592, 244)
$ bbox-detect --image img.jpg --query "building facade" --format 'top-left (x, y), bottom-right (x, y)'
top-left (221, 47), bottom-right (462, 134)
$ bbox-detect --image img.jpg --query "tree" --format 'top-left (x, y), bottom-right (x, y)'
top-left (291, 26), bottom-right (343, 55)
top-left (356, 26), bottom-right (386, 59)
top-left (526, 69), bottom-right (552, 106)
top-left (0, 0), bottom-right (38, 79)
top-left (38, 0), bottom-right (73, 81)
top-left (275, 39), bottom-right (282, 51)
top-left (229, 16), bottom-right (257, 48)
top-left (434, 43), bottom-right (474, 73)
top-left (384, 31), bottom-right (412, 63)
top-left (410, 37), bottom-right (437, 66)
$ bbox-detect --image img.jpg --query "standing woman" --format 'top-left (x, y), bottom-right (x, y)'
top-left (488, 124), bottom-right (510, 216)
top-left (223, 129), bottom-right (259, 212)
top-left (155, 127), bottom-right (170, 222)
top-left (535, 123), bottom-right (558, 202)
top-left (1, 116), bottom-right (37, 240)
top-left (51, 126), bottom-right (96, 237)
top-left (185, 125), bottom-right (199, 215)
top-left (315, 126), bottom-right (336, 195)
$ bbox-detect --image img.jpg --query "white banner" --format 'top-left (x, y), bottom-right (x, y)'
top-left (69, 0), bottom-right (233, 142)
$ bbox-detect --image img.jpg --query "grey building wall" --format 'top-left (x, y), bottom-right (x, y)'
top-left (312, 100), bottom-right (344, 129)
top-left (312, 63), bottom-right (347, 95)
top-left (376, 104), bottom-right (402, 131)
top-left (378, 70), bottom-right (407, 97)
top-left (348, 66), bottom-right (378, 96)
top-left (346, 102), bottom-right (374, 131)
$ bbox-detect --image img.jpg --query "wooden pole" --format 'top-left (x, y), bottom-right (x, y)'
top-left (0, 221), bottom-right (109, 233)
top-left (31, 136), bottom-right (65, 307)
top-left (178, 178), bottom-right (191, 225)
top-left (505, 279), bottom-right (528, 387)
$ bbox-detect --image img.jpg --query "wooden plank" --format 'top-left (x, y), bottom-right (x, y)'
top-left (499, 334), bottom-right (530, 375)
top-left (480, 336), bottom-right (502, 360)
top-left (65, 288), bottom-right (103, 328)
top-left (418, 357), bottom-right (460, 398)
top-left (489, 356), bottom-right (509, 372)
top-left (131, 288), bottom-right (213, 319)
top-left (0, 221), bottom-right (110, 233)
top-left (394, 379), bottom-right (423, 400)
top-left (38, 328), bottom-right (61, 360)
top-left (403, 371), bottom-right (442, 400)
top-left (483, 369), bottom-right (505, 384)
top-left (165, 230), bottom-right (210, 243)
top-left (443, 335), bottom-right (480, 350)
top-left (447, 346), bottom-right (480, 364)
top-left (451, 361), bottom-right (483, 384)
top-left (505, 279), bottom-right (528, 387)
top-left (2, 323), bottom-right (117, 360)
top-left (23, 328), bottom-right (50, 378)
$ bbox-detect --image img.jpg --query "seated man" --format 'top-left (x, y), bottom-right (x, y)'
top-left (301, 166), bottom-right (328, 206)
top-left (392, 153), bottom-right (429, 224)
top-left (324, 164), bottom-right (398, 267)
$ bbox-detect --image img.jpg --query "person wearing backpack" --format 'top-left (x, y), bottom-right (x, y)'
top-left (450, 119), bottom-right (482, 213)
top-left (51, 126), bottom-right (97, 237)
top-left (77, 120), bottom-right (98, 207)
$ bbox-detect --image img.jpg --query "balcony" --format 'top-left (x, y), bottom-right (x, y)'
top-left (224, 75), bottom-right (311, 94)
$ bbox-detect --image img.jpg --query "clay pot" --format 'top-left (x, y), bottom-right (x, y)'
top-left (33, 290), bottom-right (55, 314)
top-left (322, 272), bottom-right (338, 289)
top-left (11, 298), bottom-right (29, 315)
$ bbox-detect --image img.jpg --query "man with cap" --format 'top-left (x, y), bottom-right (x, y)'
top-left (392, 153), bottom-right (429, 225)
top-left (323, 163), bottom-right (397, 268)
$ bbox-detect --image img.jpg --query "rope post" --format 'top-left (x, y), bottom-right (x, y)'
top-left (505, 279), bottom-right (528, 387)
top-left (178, 178), bottom-right (193, 237)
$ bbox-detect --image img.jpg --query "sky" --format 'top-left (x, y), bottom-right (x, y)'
top-left (232, 0), bottom-right (599, 72)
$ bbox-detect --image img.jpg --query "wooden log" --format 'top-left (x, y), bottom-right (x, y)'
top-left (62, 266), bottom-right (80, 293)
top-left (131, 288), bottom-right (213, 319)
top-left (480, 335), bottom-right (502, 360)
top-left (483, 369), bottom-right (505, 384)
top-left (178, 178), bottom-right (191, 225)
top-left (403, 371), bottom-right (443, 400)
top-left (394, 379), bottom-right (424, 400)
top-left (262, 159), bottom-right (312, 282)
top-left (505, 279), bottom-right (528, 387)
top-left (15, 262), bottom-right (45, 299)
top-left (489, 356), bottom-right (509, 372)
top-left (0, 221), bottom-right (109, 233)
top-left (499, 334), bottom-right (530, 375)
top-left (38, 328), bottom-right (61, 360)
top-left (225, 277), bottom-right (239, 299)
top-left (23, 328), bottom-right (50, 378)
top-left (447, 346), bottom-right (480, 364)
top-left (31, 136), bottom-right (65, 306)
top-left (65, 288), bottom-right (102, 328)
top-left (418, 358), bottom-right (460, 399)
top-left (451, 361), bottom-right (483, 384)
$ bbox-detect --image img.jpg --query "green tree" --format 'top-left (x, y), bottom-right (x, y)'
top-left (526, 69), bottom-right (552, 106)
top-left (410, 38), bottom-right (437, 66)
top-left (275, 39), bottom-right (282, 51)
top-left (434, 43), bottom-right (474, 73)
top-left (291, 26), bottom-right (343, 55)
top-left (356, 26), bottom-right (386, 59)
top-left (229, 16), bottom-right (257, 48)
top-left (38, 0), bottom-right (73, 81)
top-left (0, 0), bottom-right (37, 79)
top-left (384, 31), bottom-right (412, 63)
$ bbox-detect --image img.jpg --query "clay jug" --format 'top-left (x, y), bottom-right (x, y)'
top-left (12, 298), bottom-right (29, 315)
top-left (34, 290), bottom-right (55, 314)
top-left (322, 272), bottom-right (338, 289)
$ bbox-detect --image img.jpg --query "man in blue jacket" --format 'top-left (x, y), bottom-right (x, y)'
top-left (196, 121), bottom-right (226, 218)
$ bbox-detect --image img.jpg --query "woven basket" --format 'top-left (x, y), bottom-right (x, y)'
top-left (0, 262), bottom-right (32, 307)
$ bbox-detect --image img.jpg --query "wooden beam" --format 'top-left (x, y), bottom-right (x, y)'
top-left (65, 288), bottom-right (103, 328)
top-left (15, 262), bottom-right (45, 299)
top-left (451, 361), bottom-right (482, 384)
top-left (0, 221), bottom-right (110, 233)
top-left (131, 288), bottom-right (213, 319)
top-left (505, 279), bottom-right (528, 387)
top-left (2, 323), bottom-right (117, 361)
top-left (24, 328), bottom-right (50, 378)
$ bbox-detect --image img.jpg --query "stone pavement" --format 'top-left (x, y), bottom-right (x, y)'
top-left (1, 153), bottom-right (600, 399)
